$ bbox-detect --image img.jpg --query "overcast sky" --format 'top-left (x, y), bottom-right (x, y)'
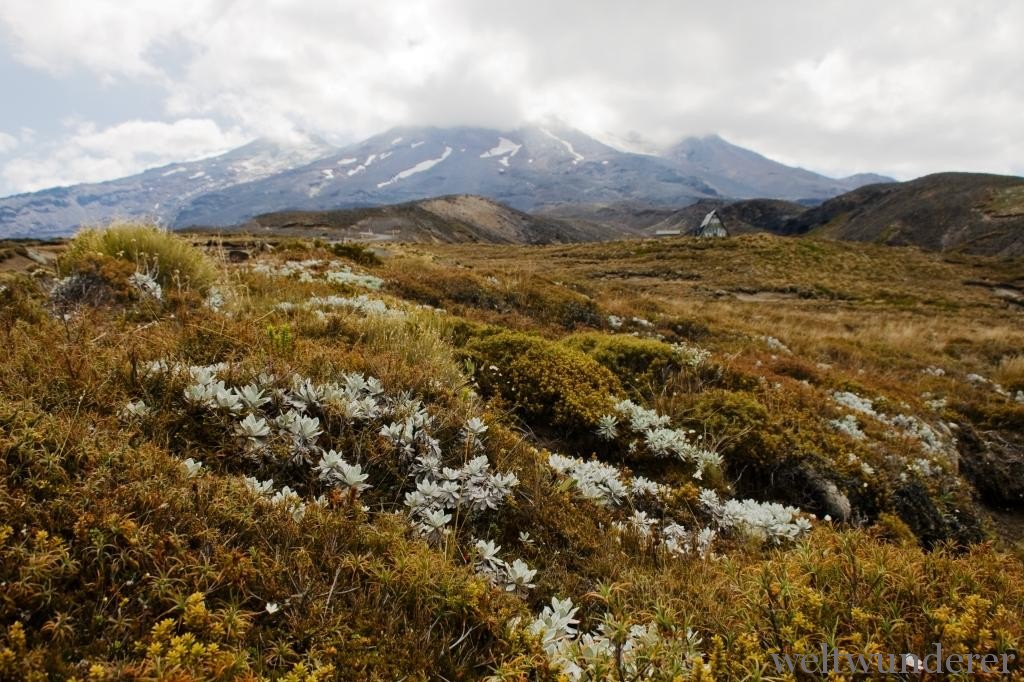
top-left (0, 0), bottom-right (1021, 196)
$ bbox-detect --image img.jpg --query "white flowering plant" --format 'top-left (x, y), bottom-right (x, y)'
top-left (130, 358), bottom-right (522, 560)
top-left (590, 399), bottom-right (723, 481)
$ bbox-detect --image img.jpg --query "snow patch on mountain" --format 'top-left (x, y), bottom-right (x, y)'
top-left (480, 138), bottom-right (522, 160)
top-left (347, 151), bottom-right (379, 177)
top-left (540, 128), bottom-right (584, 164)
top-left (377, 146), bottom-right (453, 188)
top-left (228, 139), bottom-right (335, 183)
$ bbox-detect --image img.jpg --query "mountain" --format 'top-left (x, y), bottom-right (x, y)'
top-left (204, 194), bottom-right (624, 244)
top-left (661, 135), bottom-right (894, 202)
top-left (0, 125), bottom-right (892, 238)
top-left (0, 137), bottom-right (335, 239)
top-left (172, 125), bottom-right (723, 227)
top-left (781, 172), bottom-right (1024, 257)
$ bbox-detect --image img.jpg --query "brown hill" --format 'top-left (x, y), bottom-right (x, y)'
top-left (782, 172), bottom-right (1024, 257)
top-left (537, 198), bottom-right (807, 236)
top-left (202, 194), bottom-right (625, 244)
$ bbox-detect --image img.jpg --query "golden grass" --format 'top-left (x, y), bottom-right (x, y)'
top-left (61, 221), bottom-right (219, 292)
top-left (995, 354), bottom-right (1024, 390)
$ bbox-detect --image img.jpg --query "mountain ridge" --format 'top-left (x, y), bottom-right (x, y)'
top-left (0, 125), bottom-right (892, 238)
top-left (780, 171), bottom-right (1024, 257)
top-left (195, 194), bottom-right (623, 244)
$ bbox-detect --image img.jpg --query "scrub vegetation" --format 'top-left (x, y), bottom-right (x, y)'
top-left (1, 225), bottom-right (1022, 679)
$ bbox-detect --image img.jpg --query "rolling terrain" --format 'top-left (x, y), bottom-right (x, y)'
top-left (1, 225), bottom-right (1023, 677)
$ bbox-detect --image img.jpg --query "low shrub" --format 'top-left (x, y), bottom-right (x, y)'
top-left (507, 280), bottom-right (603, 330)
top-left (329, 241), bottom-right (383, 266)
top-left (465, 330), bottom-right (621, 432)
top-left (0, 274), bottom-right (46, 329)
top-left (562, 332), bottom-right (683, 397)
top-left (50, 252), bottom-right (140, 308)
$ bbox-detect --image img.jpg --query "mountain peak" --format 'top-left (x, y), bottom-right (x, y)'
top-left (0, 124), bottom-right (893, 237)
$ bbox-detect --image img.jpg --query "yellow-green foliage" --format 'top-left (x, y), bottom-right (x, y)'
top-left (631, 529), bottom-right (1024, 679)
top-left (62, 222), bottom-right (218, 292)
top-left (563, 332), bottom-right (683, 397)
top-left (0, 392), bottom-right (527, 679)
top-left (3, 231), bottom-right (1024, 679)
top-left (466, 330), bottom-right (621, 431)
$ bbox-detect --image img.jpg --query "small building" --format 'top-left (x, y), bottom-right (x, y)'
top-left (654, 229), bottom-right (682, 237)
top-left (696, 210), bottom-right (728, 238)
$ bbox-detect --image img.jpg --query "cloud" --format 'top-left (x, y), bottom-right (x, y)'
top-left (1, 118), bottom-right (246, 193)
top-left (0, 131), bottom-right (17, 154)
top-left (1, 0), bottom-right (1022, 193)
top-left (0, 0), bottom-right (211, 79)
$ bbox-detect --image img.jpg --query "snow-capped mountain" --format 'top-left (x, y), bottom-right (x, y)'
top-left (173, 125), bottom-right (721, 227)
top-left (0, 125), bottom-right (891, 237)
top-left (0, 136), bottom-right (335, 239)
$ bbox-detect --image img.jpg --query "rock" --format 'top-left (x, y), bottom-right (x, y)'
top-left (804, 469), bottom-right (852, 522)
top-left (227, 249), bottom-right (250, 262)
top-left (957, 424), bottom-right (1024, 508)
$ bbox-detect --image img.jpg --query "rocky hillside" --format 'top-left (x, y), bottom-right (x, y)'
top-left (782, 172), bottom-right (1024, 257)
top-left (213, 194), bottom-right (624, 244)
top-left (540, 198), bottom-right (808, 236)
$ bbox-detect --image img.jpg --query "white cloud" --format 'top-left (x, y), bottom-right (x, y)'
top-left (0, 0), bottom-right (1022, 191)
top-left (1, 118), bottom-right (247, 193)
top-left (0, 132), bottom-right (17, 154)
top-left (0, 0), bottom-right (210, 79)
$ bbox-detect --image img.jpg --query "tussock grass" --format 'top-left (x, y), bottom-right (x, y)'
top-left (61, 222), bottom-right (219, 292)
top-left (995, 353), bottom-right (1024, 390)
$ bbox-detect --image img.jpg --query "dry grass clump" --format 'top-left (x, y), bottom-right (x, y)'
top-left (995, 353), bottom-right (1024, 391)
top-left (61, 222), bottom-right (219, 292)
